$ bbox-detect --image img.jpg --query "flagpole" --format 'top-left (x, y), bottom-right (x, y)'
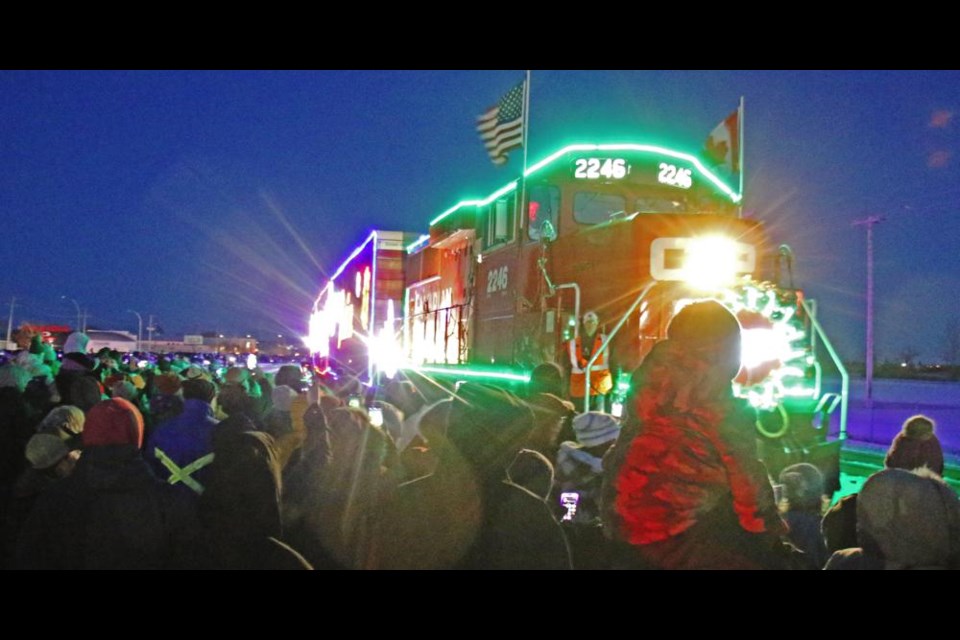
top-left (738, 95), bottom-right (745, 217)
top-left (522, 70), bottom-right (530, 174)
top-left (518, 70), bottom-right (532, 242)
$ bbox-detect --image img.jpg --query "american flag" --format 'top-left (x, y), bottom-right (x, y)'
top-left (476, 81), bottom-right (525, 166)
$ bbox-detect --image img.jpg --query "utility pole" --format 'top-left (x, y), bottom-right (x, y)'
top-left (61, 295), bottom-right (82, 332)
top-left (146, 315), bottom-right (157, 351)
top-left (853, 215), bottom-right (884, 408)
top-left (5, 296), bottom-right (16, 349)
top-left (128, 310), bottom-right (143, 352)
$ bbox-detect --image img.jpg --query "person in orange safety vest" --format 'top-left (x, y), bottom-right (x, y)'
top-left (568, 311), bottom-right (612, 411)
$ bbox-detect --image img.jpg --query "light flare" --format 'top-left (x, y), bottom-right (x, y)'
top-left (682, 236), bottom-right (740, 290)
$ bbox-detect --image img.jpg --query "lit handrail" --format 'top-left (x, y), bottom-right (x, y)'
top-left (539, 255), bottom-right (580, 339)
top-left (583, 281), bottom-right (658, 413)
top-left (801, 298), bottom-right (848, 440)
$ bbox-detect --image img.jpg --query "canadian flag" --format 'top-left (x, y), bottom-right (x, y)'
top-left (704, 109), bottom-right (740, 174)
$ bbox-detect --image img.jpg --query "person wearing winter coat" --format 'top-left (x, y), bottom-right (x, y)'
top-left (14, 398), bottom-right (200, 569)
top-left (824, 467), bottom-right (960, 570)
top-left (602, 300), bottom-right (789, 570)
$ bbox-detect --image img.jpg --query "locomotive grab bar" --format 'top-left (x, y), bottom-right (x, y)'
top-left (583, 280), bottom-right (658, 413)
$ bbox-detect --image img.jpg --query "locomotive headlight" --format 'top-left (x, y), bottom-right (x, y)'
top-left (650, 235), bottom-right (756, 289)
top-left (682, 236), bottom-right (739, 290)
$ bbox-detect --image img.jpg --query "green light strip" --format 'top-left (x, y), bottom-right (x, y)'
top-left (404, 364), bottom-right (531, 383)
top-left (429, 181), bottom-right (518, 227)
top-left (405, 234), bottom-right (430, 253)
top-left (428, 142), bottom-right (742, 228)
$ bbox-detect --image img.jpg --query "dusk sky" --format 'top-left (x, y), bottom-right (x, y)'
top-left (2, 70), bottom-right (958, 362)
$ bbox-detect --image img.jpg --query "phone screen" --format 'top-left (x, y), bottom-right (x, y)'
top-left (368, 407), bottom-right (383, 427)
top-left (560, 492), bottom-right (580, 522)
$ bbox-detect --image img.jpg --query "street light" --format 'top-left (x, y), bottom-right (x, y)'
top-left (61, 296), bottom-right (82, 332)
top-left (127, 310), bottom-right (143, 352)
top-left (854, 215), bottom-right (884, 408)
top-left (146, 315), bottom-right (157, 349)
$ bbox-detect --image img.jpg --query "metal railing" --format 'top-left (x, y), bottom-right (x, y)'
top-left (408, 302), bottom-right (471, 365)
top-left (801, 298), bottom-right (848, 440)
top-left (579, 287), bottom-right (848, 441)
top-left (583, 281), bottom-right (658, 413)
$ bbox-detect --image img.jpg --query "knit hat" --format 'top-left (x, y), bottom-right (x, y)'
top-left (778, 462), bottom-right (825, 511)
top-left (271, 385), bottom-right (297, 412)
top-left (154, 372), bottom-right (182, 396)
top-left (25, 433), bottom-right (70, 470)
top-left (62, 331), bottom-right (89, 355)
top-left (82, 398), bottom-right (144, 449)
top-left (37, 405), bottom-right (85, 438)
top-left (885, 414), bottom-right (944, 476)
top-left (572, 411), bottom-right (621, 448)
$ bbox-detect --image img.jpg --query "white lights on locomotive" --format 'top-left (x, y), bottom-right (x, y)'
top-left (650, 235), bottom-right (756, 290)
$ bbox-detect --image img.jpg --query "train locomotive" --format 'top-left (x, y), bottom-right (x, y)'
top-left (307, 140), bottom-right (848, 490)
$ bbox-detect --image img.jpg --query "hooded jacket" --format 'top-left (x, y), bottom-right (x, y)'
top-left (146, 398), bottom-right (218, 491)
top-left (14, 444), bottom-right (200, 569)
top-left (194, 430), bottom-right (311, 569)
top-left (825, 468), bottom-right (960, 570)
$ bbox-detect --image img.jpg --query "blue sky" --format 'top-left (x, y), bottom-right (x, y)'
top-left (2, 70), bottom-right (958, 362)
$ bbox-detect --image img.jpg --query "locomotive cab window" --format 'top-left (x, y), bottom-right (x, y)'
top-left (634, 196), bottom-right (686, 214)
top-left (526, 184), bottom-right (560, 242)
top-left (482, 193), bottom-right (516, 249)
top-left (573, 191), bottom-right (626, 224)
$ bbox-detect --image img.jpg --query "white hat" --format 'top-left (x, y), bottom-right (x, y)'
top-left (572, 411), bottom-right (620, 448)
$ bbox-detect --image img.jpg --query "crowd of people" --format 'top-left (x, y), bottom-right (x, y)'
top-left (1, 301), bottom-right (958, 570)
